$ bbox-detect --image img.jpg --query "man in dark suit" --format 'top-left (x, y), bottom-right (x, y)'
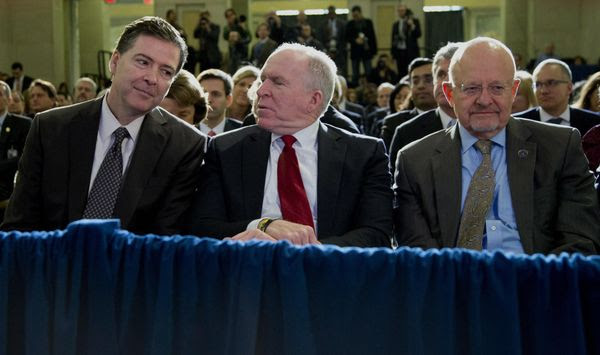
top-left (320, 6), bottom-right (347, 77)
top-left (2, 17), bottom-right (205, 235)
top-left (186, 43), bottom-right (392, 247)
top-left (515, 58), bottom-right (600, 135)
top-left (197, 69), bottom-right (241, 136)
top-left (380, 57), bottom-right (437, 149)
top-left (5, 62), bottom-right (33, 94)
top-left (394, 37), bottom-right (599, 255)
top-left (0, 81), bottom-right (31, 206)
top-left (389, 42), bottom-right (460, 173)
top-left (251, 23), bottom-right (279, 69)
top-left (346, 5), bottom-right (377, 86)
top-left (391, 4), bottom-right (421, 78)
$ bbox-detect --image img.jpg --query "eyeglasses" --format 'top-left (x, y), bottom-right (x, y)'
top-left (533, 79), bottom-right (569, 90)
top-left (456, 83), bottom-right (510, 97)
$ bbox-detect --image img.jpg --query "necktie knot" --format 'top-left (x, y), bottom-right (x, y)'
top-left (475, 140), bottom-right (492, 155)
top-left (207, 130), bottom-right (216, 137)
top-left (281, 135), bottom-right (297, 148)
top-left (113, 127), bottom-right (130, 146)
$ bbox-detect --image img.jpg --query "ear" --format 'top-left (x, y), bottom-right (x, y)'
top-left (108, 51), bottom-right (120, 76)
top-left (307, 90), bottom-right (323, 114)
top-left (511, 78), bottom-right (521, 98)
top-left (225, 93), bottom-right (233, 108)
top-left (566, 81), bottom-right (573, 95)
top-left (442, 82), bottom-right (455, 107)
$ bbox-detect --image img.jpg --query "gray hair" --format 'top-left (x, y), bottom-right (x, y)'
top-left (0, 81), bottom-right (10, 99)
top-left (75, 77), bottom-right (97, 91)
top-left (433, 42), bottom-right (461, 71)
top-left (533, 58), bottom-right (572, 82)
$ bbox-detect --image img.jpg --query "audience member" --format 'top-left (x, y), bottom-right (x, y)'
top-left (511, 70), bottom-right (537, 113)
top-left (223, 8), bottom-right (250, 74)
top-left (516, 59), bottom-right (600, 135)
top-left (286, 10), bottom-right (309, 43)
top-left (28, 79), bottom-right (57, 116)
top-left (251, 23), bottom-right (279, 69)
top-left (346, 5), bottom-right (377, 86)
top-left (319, 6), bottom-right (347, 77)
top-left (368, 54), bottom-right (399, 86)
top-left (298, 24), bottom-right (325, 52)
top-left (197, 69), bottom-right (241, 136)
top-left (56, 92), bottom-right (73, 107)
top-left (389, 42), bottom-right (461, 173)
top-left (8, 91), bottom-right (25, 115)
top-left (367, 82), bottom-right (394, 136)
top-left (388, 81), bottom-right (411, 114)
top-left (330, 76), bottom-right (363, 130)
top-left (194, 11), bottom-right (222, 71)
top-left (573, 71), bottom-right (600, 112)
top-left (533, 42), bottom-right (557, 68)
top-left (391, 3), bottom-right (421, 78)
top-left (166, 9), bottom-right (196, 74)
top-left (265, 11), bottom-right (286, 45)
top-left (394, 37), bottom-right (599, 254)
top-left (185, 43), bottom-right (391, 246)
top-left (6, 62), bottom-right (33, 94)
top-left (227, 65), bottom-right (260, 122)
top-left (74, 77), bottom-right (98, 104)
top-left (160, 69), bottom-right (208, 126)
top-left (2, 16), bottom-right (206, 235)
top-left (0, 81), bottom-right (31, 212)
top-left (380, 57), bottom-right (436, 148)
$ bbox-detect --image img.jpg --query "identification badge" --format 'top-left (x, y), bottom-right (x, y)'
top-left (7, 147), bottom-right (18, 159)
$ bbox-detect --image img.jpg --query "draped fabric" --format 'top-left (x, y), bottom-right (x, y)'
top-left (0, 220), bottom-right (598, 355)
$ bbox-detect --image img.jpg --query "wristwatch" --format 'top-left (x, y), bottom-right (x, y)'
top-left (257, 217), bottom-right (277, 232)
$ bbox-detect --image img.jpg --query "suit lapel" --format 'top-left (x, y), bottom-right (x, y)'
top-left (67, 99), bottom-right (102, 221)
top-left (431, 126), bottom-right (462, 246)
top-left (113, 108), bottom-right (169, 226)
top-left (316, 123), bottom-right (346, 234)
top-left (505, 118), bottom-right (536, 253)
top-left (242, 127), bottom-right (270, 217)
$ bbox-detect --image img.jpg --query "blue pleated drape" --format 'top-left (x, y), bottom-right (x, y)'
top-left (0, 220), bottom-right (598, 355)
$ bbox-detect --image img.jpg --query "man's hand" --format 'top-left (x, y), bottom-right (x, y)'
top-left (227, 229), bottom-right (277, 242)
top-left (264, 220), bottom-right (320, 245)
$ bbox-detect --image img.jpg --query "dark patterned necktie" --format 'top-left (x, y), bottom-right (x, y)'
top-left (277, 135), bottom-right (314, 228)
top-left (83, 127), bottom-right (130, 219)
top-left (457, 140), bottom-right (495, 250)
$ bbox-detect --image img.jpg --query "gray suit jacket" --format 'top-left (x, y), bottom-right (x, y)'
top-left (394, 117), bottom-right (600, 254)
top-left (185, 122), bottom-right (393, 247)
top-left (2, 97), bottom-right (206, 235)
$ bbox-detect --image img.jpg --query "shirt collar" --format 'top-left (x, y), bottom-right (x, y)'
top-left (458, 122), bottom-right (506, 154)
top-left (100, 93), bottom-right (145, 144)
top-left (539, 106), bottom-right (570, 123)
top-left (200, 117), bottom-right (226, 134)
top-left (438, 108), bottom-right (456, 128)
top-left (271, 119), bottom-right (320, 148)
top-left (0, 110), bottom-right (7, 127)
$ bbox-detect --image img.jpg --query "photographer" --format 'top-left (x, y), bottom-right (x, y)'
top-left (194, 11), bottom-right (222, 71)
top-left (391, 3), bottom-right (421, 78)
top-left (346, 6), bottom-right (377, 86)
top-left (265, 11), bottom-right (286, 45)
top-left (223, 8), bottom-right (250, 74)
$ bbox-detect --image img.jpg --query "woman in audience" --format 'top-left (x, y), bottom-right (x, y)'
top-left (226, 65), bottom-right (259, 122)
top-left (160, 69), bottom-right (208, 127)
top-left (573, 71), bottom-right (600, 112)
top-left (512, 70), bottom-right (537, 113)
top-left (388, 80), bottom-right (410, 114)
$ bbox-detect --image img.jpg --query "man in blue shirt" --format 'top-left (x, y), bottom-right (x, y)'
top-left (393, 37), bottom-right (599, 255)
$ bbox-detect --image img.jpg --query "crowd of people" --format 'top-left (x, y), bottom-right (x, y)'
top-left (0, 6), bottom-right (599, 254)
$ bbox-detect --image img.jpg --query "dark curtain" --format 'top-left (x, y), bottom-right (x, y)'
top-left (0, 220), bottom-right (598, 355)
top-left (425, 10), bottom-right (464, 58)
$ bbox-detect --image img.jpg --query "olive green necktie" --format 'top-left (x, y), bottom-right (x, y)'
top-left (457, 140), bottom-right (495, 250)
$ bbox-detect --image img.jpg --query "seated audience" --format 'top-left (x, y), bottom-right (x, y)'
top-left (388, 80), bottom-right (411, 114)
top-left (185, 43), bottom-right (392, 247)
top-left (515, 59), bottom-right (600, 135)
top-left (197, 69), bottom-right (242, 136)
top-left (368, 54), bottom-right (399, 86)
top-left (6, 62), bottom-right (33, 94)
top-left (394, 37), bottom-right (600, 255)
top-left (573, 71), bottom-right (600, 112)
top-left (227, 65), bottom-right (260, 122)
top-left (8, 91), bottom-right (25, 115)
top-left (511, 70), bottom-right (537, 113)
top-left (74, 77), bottom-right (98, 104)
top-left (160, 69), bottom-right (208, 126)
top-left (28, 79), bottom-right (57, 116)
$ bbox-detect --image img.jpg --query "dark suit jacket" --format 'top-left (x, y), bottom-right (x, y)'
top-left (224, 118), bottom-right (242, 132)
top-left (319, 18), bottom-right (347, 58)
top-left (250, 38), bottom-right (279, 69)
top-left (6, 75), bottom-right (33, 92)
top-left (185, 123), bottom-right (393, 247)
top-left (390, 18), bottom-right (421, 59)
top-left (242, 105), bottom-right (360, 134)
top-left (389, 108), bottom-right (442, 175)
top-left (394, 117), bottom-right (600, 255)
top-left (346, 18), bottom-right (377, 60)
top-left (515, 106), bottom-right (600, 136)
top-left (1, 98), bottom-right (206, 235)
top-left (380, 108), bottom-right (420, 149)
top-left (0, 113), bottom-right (31, 200)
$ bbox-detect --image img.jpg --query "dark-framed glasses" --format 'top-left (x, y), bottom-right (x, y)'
top-left (533, 79), bottom-right (569, 90)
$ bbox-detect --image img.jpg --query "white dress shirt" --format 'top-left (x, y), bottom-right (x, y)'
top-left (88, 95), bottom-right (145, 192)
top-left (199, 118), bottom-right (226, 135)
top-left (248, 119), bottom-right (320, 232)
top-left (539, 106), bottom-right (571, 126)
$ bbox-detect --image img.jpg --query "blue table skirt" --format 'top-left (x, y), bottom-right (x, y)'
top-left (0, 219), bottom-right (598, 355)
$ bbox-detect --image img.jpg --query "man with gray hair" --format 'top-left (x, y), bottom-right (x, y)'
top-left (394, 37), bottom-right (599, 254)
top-left (388, 42), bottom-right (461, 174)
top-left (186, 43), bottom-right (392, 247)
top-left (516, 58), bottom-right (600, 135)
top-left (73, 77), bottom-right (98, 103)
